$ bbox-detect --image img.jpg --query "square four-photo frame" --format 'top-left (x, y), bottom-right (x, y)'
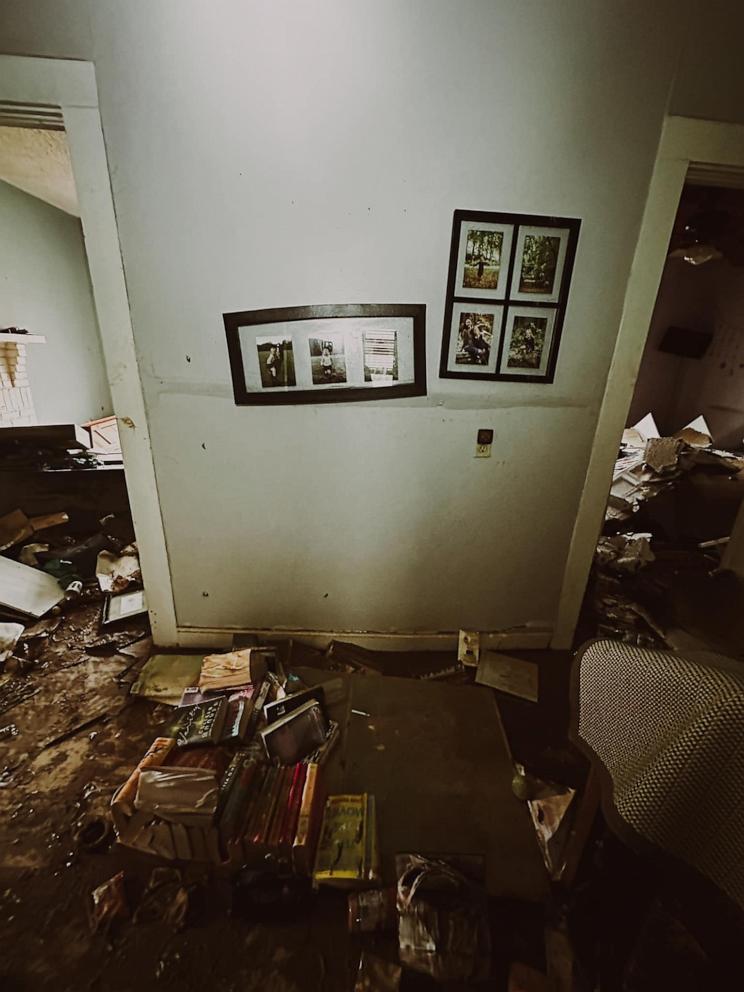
top-left (440, 210), bottom-right (581, 383)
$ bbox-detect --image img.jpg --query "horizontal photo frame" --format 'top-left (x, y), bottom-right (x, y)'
top-left (440, 209), bottom-right (580, 384)
top-left (224, 303), bottom-right (427, 405)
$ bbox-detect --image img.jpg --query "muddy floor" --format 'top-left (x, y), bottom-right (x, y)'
top-left (0, 599), bottom-right (564, 991)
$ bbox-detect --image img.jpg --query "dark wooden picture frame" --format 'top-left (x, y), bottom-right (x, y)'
top-left (439, 210), bottom-right (581, 384)
top-left (225, 303), bottom-right (427, 405)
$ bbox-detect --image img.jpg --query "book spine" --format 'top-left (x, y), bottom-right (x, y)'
top-left (236, 765), bottom-right (267, 845)
top-left (267, 765), bottom-right (295, 854)
top-left (245, 678), bottom-right (271, 739)
top-left (247, 765), bottom-right (280, 847)
top-left (279, 763), bottom-right (307, 855)
top-left (215, 749), bottom-right (248, 821)
top-left (364, 794), bottom-right (380, 883)
top-left (292, 762), bottom-right (318, 850)
top-left (292, 764), bottom-right (325, 876)
top-left (217, 753), bottom-right (261, 852)
top-left (260, 766), bottom-right (289, 851)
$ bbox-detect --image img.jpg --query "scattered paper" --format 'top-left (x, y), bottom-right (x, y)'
top-left (476, 650), bottom-right (538, 702)
top-left (674, 415), bottom-right (712, 447)
top-left (527, 787), bottom-right (576, 880)
top-left (622, 413), bottom-right (660, 449)
top-left (130, 653), bottom-right (204, 705)
top-left (96, 547), bottom-right (141, 593)
top-left (644, 436), bottom-right (682, 474)
top-left (198, 647), bottom-right (270, 691)
top-left (0, 622), bottom-right (24, 663)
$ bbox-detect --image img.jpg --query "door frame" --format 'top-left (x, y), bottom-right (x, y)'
top-left (552, 115), bottom-right (744, 649)
top-left (0, 55), bottom-right (178, 643)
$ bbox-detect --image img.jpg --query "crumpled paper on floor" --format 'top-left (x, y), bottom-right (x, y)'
top-left (0, 622), bottom-right (25, 663)
top-left (96, 545), bottom-right (141, 593)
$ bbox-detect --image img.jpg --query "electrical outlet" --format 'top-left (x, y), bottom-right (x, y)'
top-left (475, 428), bottom-right (493, 458)
top-left (458, 629), bottom-right (480, 667)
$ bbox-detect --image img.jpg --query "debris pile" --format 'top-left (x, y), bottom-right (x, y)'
top-left (0, 502), bottom-right (145, 634)
top-left (591, 413), bottom-right (744, 646)
top-left (606, 414), bottom-right (744, 526)
top-left (0, 420), bottom-right (121, 472)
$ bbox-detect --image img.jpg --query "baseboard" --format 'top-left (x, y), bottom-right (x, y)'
top-left (170, 625), bottom-right (554, 652)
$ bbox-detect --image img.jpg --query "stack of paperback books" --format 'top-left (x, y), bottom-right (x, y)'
top-left (110, 648), bottom-right (336, 868)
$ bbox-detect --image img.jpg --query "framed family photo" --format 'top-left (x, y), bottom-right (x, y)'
top-left (499, 307), bottom-right (556, 377)
top-left (454, 220), bottom-right (513, 300)
top-left (440, 209), bottom-right (580, 383)
top-left (444, 302), bottom-right (502, 375)
top-left (224, 303), bottom-right (426, 405)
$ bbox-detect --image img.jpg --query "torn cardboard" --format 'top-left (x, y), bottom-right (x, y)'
top-left (0, 509), bottom-right (69, 552)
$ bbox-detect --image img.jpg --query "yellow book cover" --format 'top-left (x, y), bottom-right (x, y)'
top-left (313, 794), bottom-right (368, 886)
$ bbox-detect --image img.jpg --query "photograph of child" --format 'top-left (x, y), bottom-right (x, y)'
top-left (507, 316), bottom-right (548, 369)
top-left (455, 312), bottom-right (494, 366)
top-left (309, 336), bottom-right (347, 384)
top-left (256, 336), bottom-right (296, 388)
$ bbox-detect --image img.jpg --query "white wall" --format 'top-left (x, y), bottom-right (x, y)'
top-left (0, 179), bottom-right (111, 424)
top-left (0, 1), bottom-right (698, 633)
top-left (670, 0), bottom-right (744, 125)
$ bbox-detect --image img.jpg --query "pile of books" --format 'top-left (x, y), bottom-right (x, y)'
top-left (110, 648), bottom-right (335, 868)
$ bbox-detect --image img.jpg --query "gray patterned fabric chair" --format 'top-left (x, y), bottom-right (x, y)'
top-left (570, 638), bottom-right (744, 915)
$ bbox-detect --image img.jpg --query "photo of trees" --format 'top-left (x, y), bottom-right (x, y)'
top-left (518, 234), bottom-right (560, 294)
top-left (462, 229), bottom-right (503, 290)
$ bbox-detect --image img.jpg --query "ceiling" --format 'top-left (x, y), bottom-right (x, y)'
top-left (0, 126), bottom-right (79, 216)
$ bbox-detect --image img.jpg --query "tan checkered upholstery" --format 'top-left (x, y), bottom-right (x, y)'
top-left (574, 639), bottom-right (744, 910)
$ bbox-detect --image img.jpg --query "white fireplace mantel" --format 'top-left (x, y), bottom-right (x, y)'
top-left (0, 333), bottom-right (46, 344)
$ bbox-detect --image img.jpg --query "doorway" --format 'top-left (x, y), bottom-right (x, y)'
top-left (0, 55), bottom-right (176, 644)
top-left (593, 178), bottom-right (744, 654)
top-left (553, 115), bottom-right (744, 650)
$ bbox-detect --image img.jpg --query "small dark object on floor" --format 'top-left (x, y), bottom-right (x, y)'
top-left (231, 868), bottom-right (314, 922)
top-left (396, 854), bottom-right (491, 983)
top-left (74, 816), bottom-right (113, 853)
top-left (84, 630), bottom-right (146, 656)
top-left (133, 866), bottom-right (190, 930)
top-left (354, 950), bottom-right (401, 991)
